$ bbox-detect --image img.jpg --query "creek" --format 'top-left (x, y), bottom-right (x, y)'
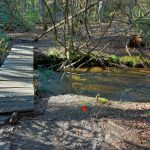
top-left (38, 67), bottom-right (150, 103)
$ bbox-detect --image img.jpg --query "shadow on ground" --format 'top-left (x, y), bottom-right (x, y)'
top-left (10, 94), bottom-right (150, 150)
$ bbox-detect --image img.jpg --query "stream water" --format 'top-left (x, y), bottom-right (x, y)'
top-left (38, 67), bottom-right (150, 103)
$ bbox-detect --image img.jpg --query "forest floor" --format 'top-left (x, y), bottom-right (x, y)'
top-left (0, 23), bottom-right (150, 149)
top-left (1, 92), bottom-right (150, 149)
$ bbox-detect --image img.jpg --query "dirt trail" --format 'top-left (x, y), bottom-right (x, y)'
top-left (8, 95), bottom-right (149, 150)
top-left (0, 89), bottom-right (149, 149)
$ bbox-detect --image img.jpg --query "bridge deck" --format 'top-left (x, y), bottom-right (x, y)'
top-left (0, 45), bottom-right (34, 114)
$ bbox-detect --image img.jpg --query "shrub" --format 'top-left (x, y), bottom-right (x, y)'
top-left (0, 31), bottom-right (10, 55)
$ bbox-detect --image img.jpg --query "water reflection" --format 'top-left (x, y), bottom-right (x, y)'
top-left (59, 67), bottom-right (150, 102)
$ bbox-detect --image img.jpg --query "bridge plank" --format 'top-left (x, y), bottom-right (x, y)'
top-left (0, 97), bottom-right (34, 113)
top-left (0, 69), bottom-right (33, 78)
top-left (13, 45), bottom-right (34, 49)
top-left (9, 52), bottom-right (33, 57)
top-left (0, 87), bottom-right (34, 97)
top-left (0, 80), bottom-right (33, 87)
top-left (1, 64), bottom-right (33, 71)
top-left (0, 142), bottom-right (11, 150)
top-left (11, 47), bottom-right (33, 52)
top-left (3, 59), bottom-right (33, 65)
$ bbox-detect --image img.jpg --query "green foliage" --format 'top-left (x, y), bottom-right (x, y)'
top-left (0, 2), bottom-right (9, 29)
top-left (109, 55), bottom-right (120, 63)
top-left (0, 31), bottom-right (10, 54)
top-left (120, 56), bottom-right (150, 67)
top-left (0, 15), bottom-right (9, 29)
top-left (0, 0), bottom-right (39, 31)
top-left (98, 98), bottom-right (109, 104)
top-left (36, 68), bottom-right (53, 94)
top-left (96, 93), bottom-right (109, 104)
top-left (38, 68), bottom-right (53, 82)
top-left (13, 9), bottom-right (39, 31)
top-left (144, 110), bottom-right (150, 115)
top-left (36, 87), bottom-right (47, 95)
top-left (125, 61), bottom-right (134, 66)
top-left (103, 3), bottom-right (113, 18)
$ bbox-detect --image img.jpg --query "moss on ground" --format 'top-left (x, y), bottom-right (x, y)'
top-left (35, 47), bottom-right (150, 69)
top-left (120, 56), bottom-right (150, 67)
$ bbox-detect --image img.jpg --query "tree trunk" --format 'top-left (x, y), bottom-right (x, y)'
top-left (53, 0), bottom-right (57, 21)
top-left (98, 0), bottom-right (104, 22)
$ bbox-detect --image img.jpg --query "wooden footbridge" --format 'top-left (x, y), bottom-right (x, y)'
top-left (0, 45), bottom-right (34, 123)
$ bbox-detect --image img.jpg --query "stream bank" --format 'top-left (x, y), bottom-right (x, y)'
top-left (34, 47), bottom-right (150, 70)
